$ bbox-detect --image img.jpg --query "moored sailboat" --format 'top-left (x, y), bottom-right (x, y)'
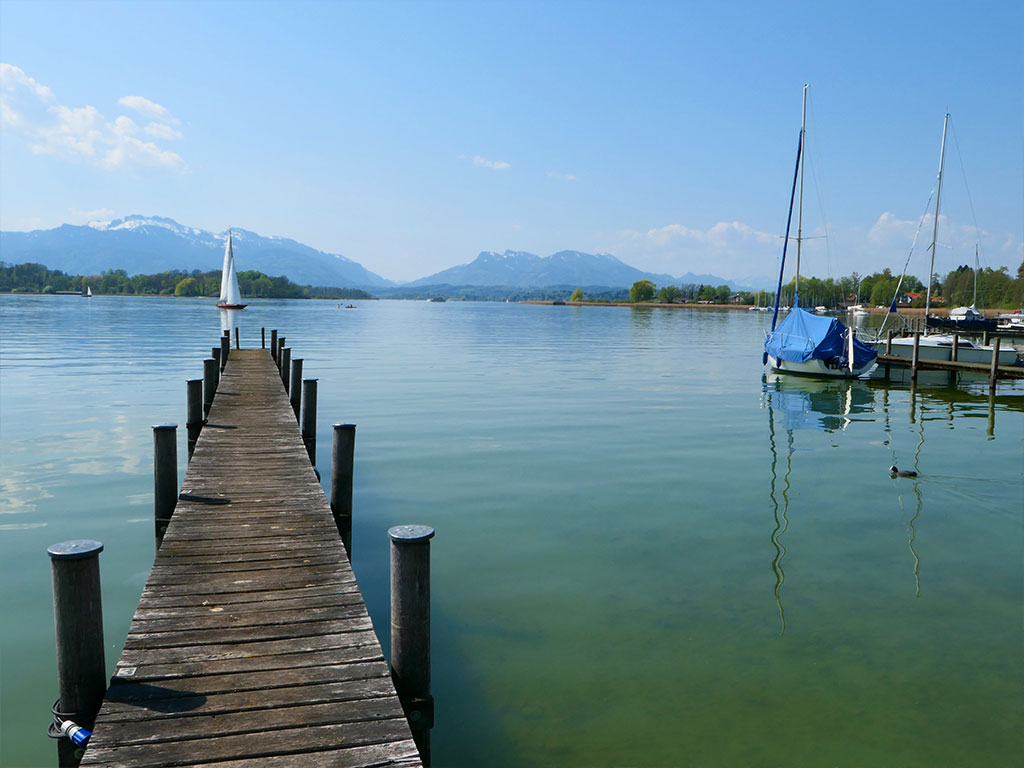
top-left (763, 85), bottom-right (877, 378)
top-left (217, 230), bottom-right (247, 310)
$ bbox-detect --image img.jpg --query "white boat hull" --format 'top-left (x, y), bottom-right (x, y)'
top-left (875, 336), bottom-right (1018, 366)
top-left (768, 355), bottom-right (876, 378)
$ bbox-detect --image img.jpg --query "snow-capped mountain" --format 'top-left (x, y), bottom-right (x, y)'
top-left (0, 215), bottom-right (393, 288)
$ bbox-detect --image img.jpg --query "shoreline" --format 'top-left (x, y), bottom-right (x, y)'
top-left (520, 301), bottom-right (1012, 317)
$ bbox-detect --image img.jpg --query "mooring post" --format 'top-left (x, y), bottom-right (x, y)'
top-left (270, 329), bottom-right (278, 362)
top-left (234, 326), bottom-right (240, 350)
top-left (203, 358), bottom-right (217, 417)
top-left (277, 337), bottom-right (286, 371)
top-left (301, 379), bottom-right (318, 464)
top-left (261, 327), bottom-right (266, 349)
top-left (389, 525), bottom-right (435, 765)
top-left (280, 348), bottom-right (291, 391)
top-left (331, 424), bottom-right (356, 555)
top-left (47, 540), bottom-right (106, 768)
top-left (982, 329), bottom-right (990, 346)
top-left (186, 379), bottom-right (203, 459)
top-left (989, 337), bottom-right (1000, 393)
top-left (951, 333), bottom-right (959, 362)
top-left (153, 424), bottom-right (178, 549)
top-left (289, 358), bottom-right (303, 421)
top-left (885, 329), bottom-right (894, 355)
top-left (911, 332), bottom-right (920, 384)
top-left (220, 335), bottom-right (230, 372)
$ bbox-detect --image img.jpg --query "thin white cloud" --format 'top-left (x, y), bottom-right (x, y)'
top-left (473, 155), bottom-right (511, 171)
top-left (68, 207), bottom-right (116, 225)
top-left (117, 95), bottom-right (180, 125)
top-left (144, 121), bottom-right (183, 140)
top-left (1, 63), bottom-right (186, 172)
top-left (547, 171), bottom-right (578, 182)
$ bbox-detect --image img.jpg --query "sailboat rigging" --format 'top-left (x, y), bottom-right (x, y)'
top-left (763, 85), bottom-right (877, 378)
top-left (217, 230), bottom-right (248, 310)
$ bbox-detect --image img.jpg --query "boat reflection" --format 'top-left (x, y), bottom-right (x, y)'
top-left (763, 372), bottom-right (877, 432)
top-left (763, 375), bottom-right (879, 633)
top-left (219, 308), bottom-right (240, 336)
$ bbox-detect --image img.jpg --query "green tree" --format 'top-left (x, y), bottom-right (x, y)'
top-left (174, 276), bottom-right (202, 296)
top-left (658, 285), bottom-right (681, 302)
top-left (630, 280), bottom-right (656, 302)
top-left (569, 288), bottom-right (584, 302)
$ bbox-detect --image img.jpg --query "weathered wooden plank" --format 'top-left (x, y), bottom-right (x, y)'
top-left (82, 350), bottom-right (419, 767)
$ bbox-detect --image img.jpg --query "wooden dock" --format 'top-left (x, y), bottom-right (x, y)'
top-left (80, 349), bottom-right (421, 767)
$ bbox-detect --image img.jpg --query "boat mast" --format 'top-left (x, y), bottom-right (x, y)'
top-left (972, 244), bottom-right (979, 308)
top-left (794, 83), bottom-right (807, 309)
top-left (925, 112), bottom-right (949, 318)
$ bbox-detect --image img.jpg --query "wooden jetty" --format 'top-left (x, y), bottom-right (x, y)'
top-left (79, 348), bottom-right (421, 767)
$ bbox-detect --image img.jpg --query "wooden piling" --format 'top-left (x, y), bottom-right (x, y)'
top-left (280, 348), bottom-right (291, 391)
top-left (48, 540), bottom-right (106, 768)
top-left (186, 379), bottom-right (203, 459)
top-left (989, 337), bottom-right (1000, 393)
top-left (982, 329), bottom-right (990, 345)
top-left (951, 334), bottom-right (959, 362)
top-left (389, 525), bottom-right (435, 765)
top-left (885, 329), bottom-right (894, 355)
top-left (220, 336), bottom-right (230, 372)
top-left (261, 327), bottom-right (266, 349)
top-left (301, 378), bottom-right (317, 465)
top-left (234, 327), bottom-right (240, 350)
top-left (202, 358), bottom-right (217, 417)
top-left (289, 358), bottom-right (303, 421)
top-left (331, 424), bottom-right (356, 555)
top-left (153, 424), bottom-right (177, 549)
top-left (270, 329), bottom-right (278, 362)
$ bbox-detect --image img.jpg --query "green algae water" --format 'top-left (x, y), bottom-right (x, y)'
top-left (1, 295), bottom-right (1021, 767)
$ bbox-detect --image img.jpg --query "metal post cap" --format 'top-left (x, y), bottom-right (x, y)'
top-left (388, 525), bottom-right (435, 543)
top-left (47, 540), bottom-right (104, 560)
top-left (152, 423), bottom-right (178, 430)
top-left (333, 423), bottom-right (357, 429)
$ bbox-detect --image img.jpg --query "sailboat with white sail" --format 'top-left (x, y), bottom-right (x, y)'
top-left (217, 230), bottom-right (247, 310)
top-left (763, 85), bottom-right (877, 378)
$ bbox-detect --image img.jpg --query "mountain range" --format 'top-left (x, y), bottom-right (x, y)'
top-left (0, 216), bottom-right (740, 292)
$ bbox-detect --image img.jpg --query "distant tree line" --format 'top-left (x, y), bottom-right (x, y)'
top-left (0, 263), bottom-right (374, 300)
top-left (612, 262), bottom-right (1024, 308)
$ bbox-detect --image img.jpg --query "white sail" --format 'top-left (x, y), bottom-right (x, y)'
top-left (219, 231), bottom-right (233, 302)
top-left (223, 252), bottom-right (242, 306)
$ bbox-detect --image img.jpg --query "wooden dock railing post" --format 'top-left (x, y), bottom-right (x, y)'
top-left (47, 539), bottom-right (106, 768)
top-left (886, 329), bottom-right (894, 355)
top-left (331, 424), bottom-right (356, 555)
top-left (234, 327), bottom-right (240, 350)
top-left (280, 348), bottom-right (291, 391)
top-left (951, 333), bottom-right (959, 362)
top-left (289, 358), bottom-right (303, 420)
top-left (277, 338), bottom-right (286, 371)
top-left (186, 379), bottom-right (203, 459)
top-left (989, 337), bottom-right (1001, 393)
top-left (153, 424), bottom-right (178, 549)
top-left (261, 327), bottom-right (266, 349)
top-left (202, 358), bottom-right (217, 417)
top-left (301, 379), bottom-right (317, 464)
top-left (389, 525), bottom-right (435, 766)
top-left (220, 336), bottom-right (230, 372)
top-left (270, 329), bottom-right (278, 362)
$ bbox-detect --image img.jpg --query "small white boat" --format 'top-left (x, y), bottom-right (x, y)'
top-left (83, 286), bottom-right (92, 298)
top-left (217, 230), bottom-right (247, 310)
top-left (875, 334), bottom-right (1018, 366)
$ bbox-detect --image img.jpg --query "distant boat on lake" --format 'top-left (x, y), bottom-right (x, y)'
top-left (217, 230), bottom-right (247, 309)
top-left (83, 286), bottom-right (92, 298)
top-left (763, 85), bottom-right (876, 378)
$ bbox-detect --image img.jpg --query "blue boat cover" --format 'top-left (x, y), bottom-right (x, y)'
top-left (765, 308), bottom-right (877, 369)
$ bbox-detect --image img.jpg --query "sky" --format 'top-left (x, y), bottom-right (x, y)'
top-left (1, 0), bottom-right (1021, 286)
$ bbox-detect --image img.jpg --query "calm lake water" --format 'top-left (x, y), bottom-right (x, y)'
top-left (1, 294), bottom-right (1022, 767)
